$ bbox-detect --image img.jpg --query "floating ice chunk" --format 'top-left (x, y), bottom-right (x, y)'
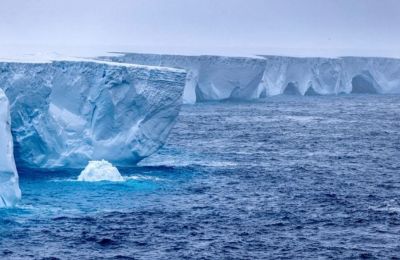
top-left (0, 89), bottom-right (21, 207)
top-left (78, 160), bottom-right (124, 182)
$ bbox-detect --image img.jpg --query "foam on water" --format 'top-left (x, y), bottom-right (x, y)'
top-left (139, 158), bottom-right (238, 168)
top-left (124, 175), bottom-right (163, 181)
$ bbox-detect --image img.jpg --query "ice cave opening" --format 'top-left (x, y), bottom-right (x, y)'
top-left (351, 73), bottom-right (379, 94)
top-left (304, 86), bottom-right (320, 96)
top-left (283, 82), bottom-right (301, 95)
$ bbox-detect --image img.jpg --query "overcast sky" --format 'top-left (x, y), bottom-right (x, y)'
top-left (1, 0), bottom-right (399, 57)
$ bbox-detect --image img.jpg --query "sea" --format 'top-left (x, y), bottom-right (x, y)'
top-left (1, 95), bottom-right (400, 259)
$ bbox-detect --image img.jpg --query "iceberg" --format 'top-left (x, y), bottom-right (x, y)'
top-left (0, 60), bottom-right (186, 169)
top-left (260, 56), bottom-right (342, 96)
top-left (78, 160), bottom-right (123, 182)
top-left (100, 53), bottom-right (400, 101)
top-left (195, 56), bottom-right (265, 102)
top-left (260, 56), bottom-right (400, 96)
top-left (0, 89), bottom-right (21, 207)
top-left (99, 53), bottom-right (266, 103)
top-left (1, 53), bottom-right (394, 169)
top-left (100, 53), bottom-right (201, 104)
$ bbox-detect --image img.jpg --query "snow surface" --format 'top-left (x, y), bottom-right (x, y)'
top-left (78, 160), bottom-right (123, 182)
top-left (101, 53), bottom-right (400, 103)
top-left (0, 89), bottom-right (21, 207)
top-left (0, 60), bottom-right (186, 169)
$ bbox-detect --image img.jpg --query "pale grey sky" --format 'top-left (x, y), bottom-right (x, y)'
top-left (0, 0), bottom-right (399, 57)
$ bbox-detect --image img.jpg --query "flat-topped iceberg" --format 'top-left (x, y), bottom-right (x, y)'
top-left (99, 53), bottom-right (266, 103)
top-left (0, 89), bottom-right (21, 207)
top-left (260, 56), bottom-right (400, 96)
top-left (100, 53), bottom-right (400, 102)
top-left (0, 60), bottom-right (186, 169)
top-left (78, 160), bottom-right (123, 182)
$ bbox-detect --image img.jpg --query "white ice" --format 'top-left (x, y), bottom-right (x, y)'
top-left (0, 89), bottom-right (21, 207)
top-left (99, 53), bottom-right (266, 103)
top-left (101, 53), bottom-right (400, 102)
top-left (78, 160), bottom-right (124, 182)
top-left (0, 60), bottom-right (186, 169)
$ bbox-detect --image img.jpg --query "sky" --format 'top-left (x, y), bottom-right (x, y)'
top-left (0, 0), bottom-right (399, 57)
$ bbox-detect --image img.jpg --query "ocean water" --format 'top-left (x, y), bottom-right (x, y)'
top-left (1, 95), bottom-right (400, 259)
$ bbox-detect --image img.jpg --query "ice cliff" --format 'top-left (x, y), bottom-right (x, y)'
top-left (99, 53), bottom-right (266, 104)
top-left (0, 89), bottom-right (21, 207)
top-left (260, 56), bottom-right (400, 96)
top-left (1, 53), bottom-right (398, 170)
top-left (100, 53), bottom-right (400, 102)
top-left (0, 60), bottom-right (186, 169)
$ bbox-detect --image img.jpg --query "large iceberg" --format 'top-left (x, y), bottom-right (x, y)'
top-left (100, 53), bottom-right (400, 102)
top-left (100, 53), bottom-right (201, 104)
top-left (0, 89), bottom-right (21, 207)
top-left (100, 53), bottom-right (266, 103)
top-left (0, 60), bottom-right (186, 169)
top-left (260, 56), bottom-right (400, 96)
top-left (260, 56), bottom-right (342, 96)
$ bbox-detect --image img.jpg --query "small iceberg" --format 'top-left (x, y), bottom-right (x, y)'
top-left (78, 160), bottom-right (124, 182)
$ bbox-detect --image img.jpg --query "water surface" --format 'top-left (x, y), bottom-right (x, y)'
top-left (1, 95), bottom-right (400, 259)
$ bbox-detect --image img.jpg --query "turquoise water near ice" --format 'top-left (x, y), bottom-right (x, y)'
top-left (1, 95), bottom-right (400, 259)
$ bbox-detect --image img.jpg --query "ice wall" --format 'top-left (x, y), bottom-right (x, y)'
top-left (0, 89), bottom-right (21, 207)
top-left (260, 56), bottom-right (400, 95)
top-left (340, 57), bottom-right (400, 94)
top-left (260, 56), bottom-right (343, 96)
top-left (100, 53), bottom-right (266, 103)
top-left (101, 53), bottom-right (400, 101)
top-left (0, 60), bottom-right (186, 169)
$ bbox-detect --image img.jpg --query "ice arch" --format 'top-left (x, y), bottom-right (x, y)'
top-left (283, 82), bottom-right (301, 95)
top-left (304, 86), bottom-right (320, 96)
top-left (351, 72), bottom-right (380, 94)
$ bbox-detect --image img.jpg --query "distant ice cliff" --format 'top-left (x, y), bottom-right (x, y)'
top-left (100, 53), bottom-right (400, 103)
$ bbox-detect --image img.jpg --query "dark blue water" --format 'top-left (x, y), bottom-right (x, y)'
top-left (1, 95), bottom-right (400, 259)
